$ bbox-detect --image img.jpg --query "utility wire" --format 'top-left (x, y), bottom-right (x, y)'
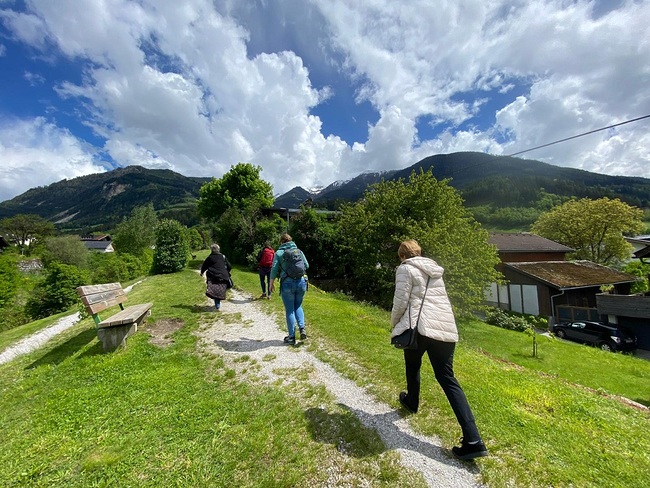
top-left (506, 114), bottom-right (650, 157)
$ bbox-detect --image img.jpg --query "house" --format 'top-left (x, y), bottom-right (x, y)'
top-left (499, 260), bottom-right (635, 319)
top-left (596, 239), bottom-right (650, 350)
top-left (486, 233), bottom-right (636, 321)
top-left (81, 234), bottom-right (114, 253)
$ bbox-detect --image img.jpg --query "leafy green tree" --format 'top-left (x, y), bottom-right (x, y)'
top-left (42, 236), bottom-right (89, 268)
top-left (623, 261), bottom-right (650, 294)
top-left (288, 208), bottom-right (340, 279)
top-left (197, 163), bottom-right (274, 221)
top-left (186, 227), bottom-right (205, 251)
top-left (112, 204), bottom-right (158, 257)
top-left (152, 219), bottom-right (190, 274)
top-left (337, 170), bottom-right (500, 316)
top-left (531, 197), bottom-right (645, 265)
top-left (26, 263), bottom-right (89, 319)
top-left (0, 214), bottom-right (55, 253)
top-left (0, 254), bottom-right (20, 309)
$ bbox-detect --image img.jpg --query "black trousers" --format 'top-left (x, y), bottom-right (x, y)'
top-left (403, 334), bottom-right (481, 442)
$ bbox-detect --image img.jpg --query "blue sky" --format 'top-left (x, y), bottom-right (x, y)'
top-left (0, 0), bottom-right (649, 202)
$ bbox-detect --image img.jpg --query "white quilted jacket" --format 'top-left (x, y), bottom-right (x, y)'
top-left (390, 256), bottom-right (458, 343)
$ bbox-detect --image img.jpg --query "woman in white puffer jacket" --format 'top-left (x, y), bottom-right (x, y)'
top-left (391, 240), bottom-right (488, 461)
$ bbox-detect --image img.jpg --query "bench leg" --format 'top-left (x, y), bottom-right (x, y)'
top-left (97, 323), bottom-right (138, 352)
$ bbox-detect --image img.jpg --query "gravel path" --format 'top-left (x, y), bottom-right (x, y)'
top-left (0, 312), bottom-right (81, 365)
top-left (196, 289), bottom-right (484, 487)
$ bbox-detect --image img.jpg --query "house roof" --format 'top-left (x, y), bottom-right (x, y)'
top-left (505, 260), bottom-right (637, 289)
top-left (83, 241), bottom-right (114, 251)
top-left (81, 234), bottom-right (112, 241)
top-left (488, 233), bottom-right (574, 253)
top-left (634, 245), bottom-right (650, 259)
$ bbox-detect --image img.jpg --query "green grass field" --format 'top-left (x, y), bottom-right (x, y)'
top-left (1, 255), bottom-right (649, 487)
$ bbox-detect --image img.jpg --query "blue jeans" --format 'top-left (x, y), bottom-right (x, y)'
top-left (280, 277), bottom-right (306, 337)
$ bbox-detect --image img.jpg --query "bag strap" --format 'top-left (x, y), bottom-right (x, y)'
top-left (410, 276), bottom-right (431, 331)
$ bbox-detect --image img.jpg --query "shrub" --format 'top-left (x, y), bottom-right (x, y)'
top-left (26, 263), bottom-right (89, 319)
top-left (152, 219), bottom-right (190, 274)
top-left (484, 307), bottom-right (532, 332)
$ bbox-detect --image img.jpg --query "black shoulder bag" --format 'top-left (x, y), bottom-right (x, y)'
top-left (391, 276), bottom-right (431, 350)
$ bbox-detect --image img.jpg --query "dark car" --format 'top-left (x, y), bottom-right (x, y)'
top-left (552, 320), bottom-right (637, 352)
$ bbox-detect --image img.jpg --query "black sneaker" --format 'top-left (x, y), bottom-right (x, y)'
top-left (452, 438), bottom-right (488, 460)
top-left (283, 335), bottom-right (296, 345)
top-left (299, 329), bottom-right (307, 340)
top-left (399, 391), bottom-right (417, 414)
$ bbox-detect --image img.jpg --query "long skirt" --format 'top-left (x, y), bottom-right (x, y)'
top-left (206, 280), bottom-right (227, 300)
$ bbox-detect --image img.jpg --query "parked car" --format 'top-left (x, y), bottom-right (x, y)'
top-left (552, 320), bottom-right (637, 352)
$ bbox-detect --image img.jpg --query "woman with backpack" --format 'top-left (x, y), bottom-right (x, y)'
top-left (269, 233), bottom-right (309, 345)
top-left (256, 241), bottom-right (275, 299)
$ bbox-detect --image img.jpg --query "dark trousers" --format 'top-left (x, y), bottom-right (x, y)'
top-left (259, 266), bottom-right (272, 295)
top-left (403, 334), bottom-right (481, 442)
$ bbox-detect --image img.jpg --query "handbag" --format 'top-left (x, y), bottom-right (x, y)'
top-left (391, 276), bottom-right (431, 350)
top-left (226, 276), bottom-right (233, 289)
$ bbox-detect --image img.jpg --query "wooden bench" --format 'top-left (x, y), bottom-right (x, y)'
top-left (76, 283), bottom-right (153, 352)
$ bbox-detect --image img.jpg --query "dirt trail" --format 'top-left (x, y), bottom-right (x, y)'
top-left (196, 289), bottom-right (483, 487)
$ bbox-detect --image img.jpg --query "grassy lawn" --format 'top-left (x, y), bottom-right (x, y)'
top-left (1, 255), bottom-right (649, 487)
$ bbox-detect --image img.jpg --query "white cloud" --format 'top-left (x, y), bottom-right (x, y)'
top-left (0, 117), bottom-right (106, 201)
top-left (0, 0), bottom-right (648, 201)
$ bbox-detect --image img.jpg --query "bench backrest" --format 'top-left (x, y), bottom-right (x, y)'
top-left (76, 283), bottom-right (127, 315)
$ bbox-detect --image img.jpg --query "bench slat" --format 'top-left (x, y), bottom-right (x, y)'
top-left (77, 283), bottom-right (122, 297)
top-left (98, 303), bottom-right (153, 328)
top-left (77, 283), bottom-right (127, 314)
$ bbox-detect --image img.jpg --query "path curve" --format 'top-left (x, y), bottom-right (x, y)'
top-left (196, 289), bottom-right (484, 488)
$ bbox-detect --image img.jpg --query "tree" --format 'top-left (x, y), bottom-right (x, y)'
top-left (288, 208), bottom-right (339, 279)
top-left (337, 170), bottom-right (500, 316)
top-left (112, 204), bottom-right (158, 257)
top-left (26, 263), bottom-right (89, 319)
top-left (197, 163), bottom-right (274, 221)
top-left (152, 219), bottom-right (190, 274)
top-left (0, 254), bottom-right (20, 309)
top-left (531, 197), bottom-right (645, 265)
top-left (0, 214), bottom-right (55, 253)
top-left (42, 236), bottom-right (89, 268)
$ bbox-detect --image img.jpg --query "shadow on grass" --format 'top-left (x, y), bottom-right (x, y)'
top-left (305, 406), bottom-right (384, 457)
top-left (305, 403), bottom-right (480, 472)
top-left (632, 397), bottom-right (649, 407)
top-left (27, 327), bottom-right (102, 369)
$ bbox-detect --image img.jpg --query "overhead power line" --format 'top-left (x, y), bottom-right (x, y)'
top-left (506, 113), bottom-right (650, 157)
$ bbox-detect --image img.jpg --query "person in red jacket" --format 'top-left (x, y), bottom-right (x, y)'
top-left (256, 241), bottom-right (275, 299)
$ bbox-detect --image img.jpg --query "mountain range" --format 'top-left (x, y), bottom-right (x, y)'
top-left (1, 152), bottom-right (649, 232)
top-left (274, 152), bottom-right (650, 210)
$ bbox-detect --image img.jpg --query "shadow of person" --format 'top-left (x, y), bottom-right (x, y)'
top-left (171, 304), bottom-right (217, 313)
top-left (306, 403), bottom-right (480, 474)
top-left (228, 297), bottom-right (254, 305)
top-left (212, 337), bottom-right (286, 352)
top-left (304, 406), bottom-right (385, 457)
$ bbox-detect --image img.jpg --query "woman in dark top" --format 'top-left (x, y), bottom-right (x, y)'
top-left (200, 243), bottom-right (232, 310)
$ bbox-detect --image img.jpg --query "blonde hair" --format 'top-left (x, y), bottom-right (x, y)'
top-left (280, 233), bottom-right (292, 244)
top-left (398, 240), bottom-right (421, 260)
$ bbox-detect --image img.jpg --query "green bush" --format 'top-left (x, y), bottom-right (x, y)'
top-left (153, 219), bottom-right (190, 274)
top-left (484, 307), bottom-right (532, 332)
top-left (26, 263), bottom-right (89, 319)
